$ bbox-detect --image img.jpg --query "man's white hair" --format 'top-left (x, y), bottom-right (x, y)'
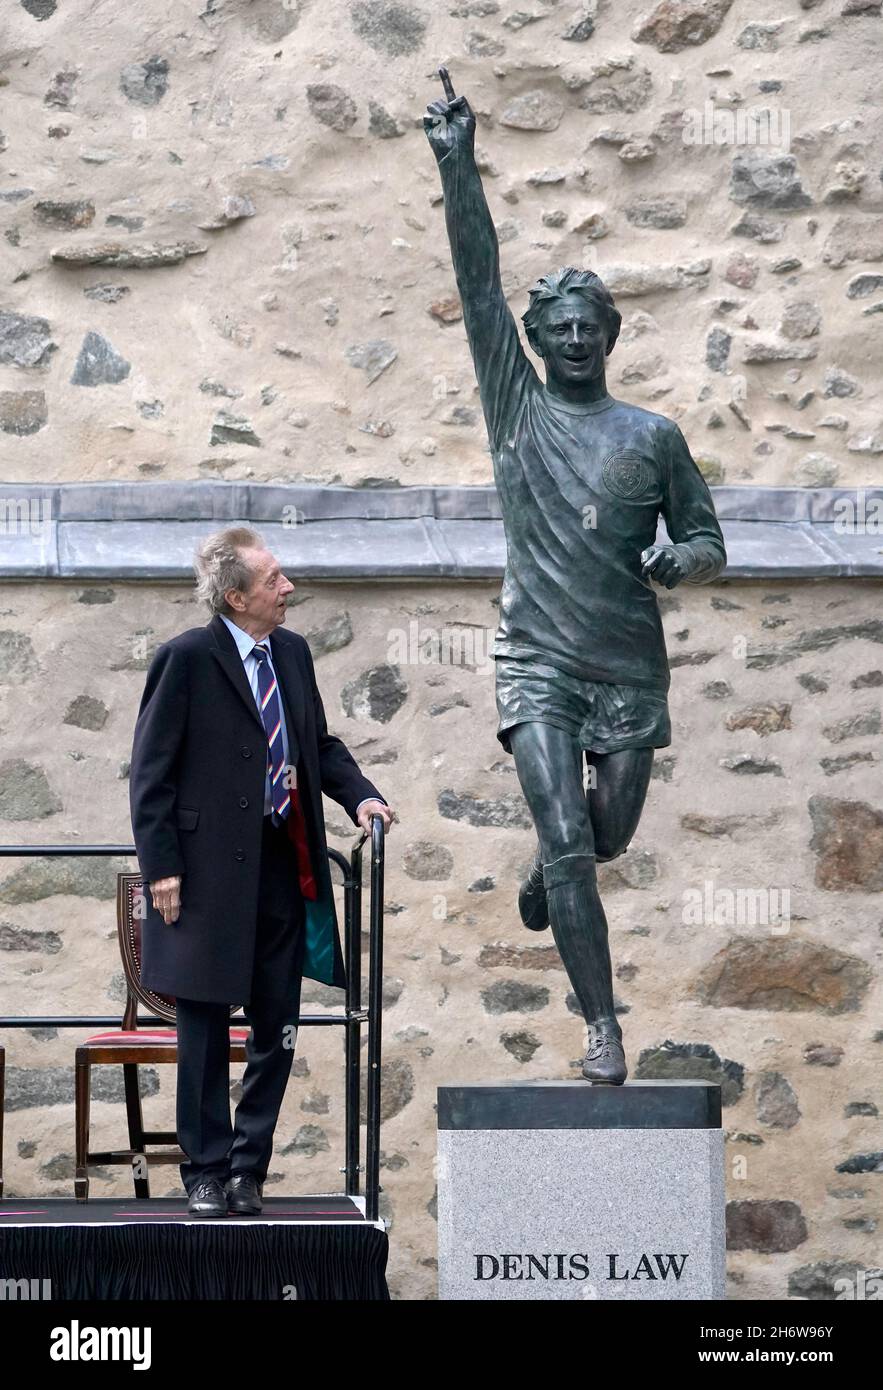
top-left (193, 526), bottom-right (265, 615)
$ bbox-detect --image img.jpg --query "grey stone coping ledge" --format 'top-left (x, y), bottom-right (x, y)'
top-left (0, 482), bottom-right (880, 580)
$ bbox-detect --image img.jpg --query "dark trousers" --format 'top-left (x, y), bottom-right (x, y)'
top-left (175, 815), bottom-right (306, 1193)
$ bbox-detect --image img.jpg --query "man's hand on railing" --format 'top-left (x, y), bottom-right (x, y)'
top-left (150, 875), bottom-right (182, 925)
top-left (356, 801), bottom-right (395, 836)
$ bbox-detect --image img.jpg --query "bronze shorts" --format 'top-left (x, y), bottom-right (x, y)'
top-left (494, 656), bottom-right (671, 755)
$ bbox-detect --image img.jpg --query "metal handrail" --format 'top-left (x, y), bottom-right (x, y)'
top-left (0, 819), bottom-right (385, 1220)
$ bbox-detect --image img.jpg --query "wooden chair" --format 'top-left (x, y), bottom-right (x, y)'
top-left (75, 872), bottom-right (249, 1201)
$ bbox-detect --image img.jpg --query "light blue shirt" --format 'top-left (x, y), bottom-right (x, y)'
top-left (220, 614), bottom-right (379, 823)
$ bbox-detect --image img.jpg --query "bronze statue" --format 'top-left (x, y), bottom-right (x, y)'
top-left (424, 71), bottom-right (726, 1084)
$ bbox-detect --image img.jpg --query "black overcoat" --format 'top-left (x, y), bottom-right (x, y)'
top-left (129, 613), bottom-right (385, 1003)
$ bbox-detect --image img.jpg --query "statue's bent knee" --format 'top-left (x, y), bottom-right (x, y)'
top-left (543, 851), bottom-right (596, 891)
top-left (595, 841), bottom-right (629, 864)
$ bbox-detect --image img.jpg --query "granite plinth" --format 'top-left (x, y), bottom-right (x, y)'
top-left (437, 1080), bottom-right (725, 1301)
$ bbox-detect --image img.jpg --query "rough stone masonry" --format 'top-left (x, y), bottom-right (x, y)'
top-left (0, 0), bottom-right (881, 1301)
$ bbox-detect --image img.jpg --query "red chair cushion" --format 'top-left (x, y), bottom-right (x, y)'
top-left (82, 1029), bottom-right (251, 1046)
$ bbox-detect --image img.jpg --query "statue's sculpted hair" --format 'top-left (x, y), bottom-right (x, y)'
top-left (521, 266), bottom-right (621, 355)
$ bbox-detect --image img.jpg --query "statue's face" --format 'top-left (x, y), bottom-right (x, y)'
top-left (533, 291), bottom-right (610, 389)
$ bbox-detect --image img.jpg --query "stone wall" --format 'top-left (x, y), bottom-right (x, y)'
top-left (1, 0), bottom-right (881, 1303)
top-left (1, 0), bottom-right (882, 487)
top-left (0, 574), bottom-right (880, 1300)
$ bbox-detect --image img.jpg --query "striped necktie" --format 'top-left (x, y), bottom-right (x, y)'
top-left (252, 642), bottom-right (318, 900)
top-left (253, 642), bottom-right (290, 821)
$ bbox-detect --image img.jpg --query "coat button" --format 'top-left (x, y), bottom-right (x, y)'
top-left (234, 848), bottom-right (245, 862)
top-left (240, 746), bottom-right (252, 759)
top-left (239, 796), bottom-right (249, 809)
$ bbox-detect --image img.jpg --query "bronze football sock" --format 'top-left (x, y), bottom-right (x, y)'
top-left (542, 851), bottom-right (621, 1039)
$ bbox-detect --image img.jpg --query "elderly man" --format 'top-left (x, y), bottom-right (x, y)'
top-left (130, 527), bottom-right (394, 1216)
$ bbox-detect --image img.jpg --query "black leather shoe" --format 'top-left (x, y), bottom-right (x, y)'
top-left (226, 1172), bottom-right (263, 1216)
top-left (187, 1177), bottom-right (227, 1217)
top-left (582, 1031), bottom-right (628, 1085)
top-left (518, 848), bottom-right (549, 932)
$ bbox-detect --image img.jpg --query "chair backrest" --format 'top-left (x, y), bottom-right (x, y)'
top-left (116, 873), bottom-right (177, 1024)
top-left (116, 873), bottom-right (242, 1026)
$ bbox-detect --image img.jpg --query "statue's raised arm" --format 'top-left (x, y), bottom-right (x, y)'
top-left (424, 69), bottom-right (539, 454)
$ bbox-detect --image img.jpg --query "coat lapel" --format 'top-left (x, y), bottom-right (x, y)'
top-left (207, 614), bottom-right (308, 753)
top-left (208, 614), bottom-right (265, 734)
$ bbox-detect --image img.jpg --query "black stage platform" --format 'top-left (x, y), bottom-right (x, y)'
top-left (0, 1196), bottom-right (389, 1300)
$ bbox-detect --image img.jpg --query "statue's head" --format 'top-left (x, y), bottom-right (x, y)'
top-left (522, 266), bottom-right (621, 389)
